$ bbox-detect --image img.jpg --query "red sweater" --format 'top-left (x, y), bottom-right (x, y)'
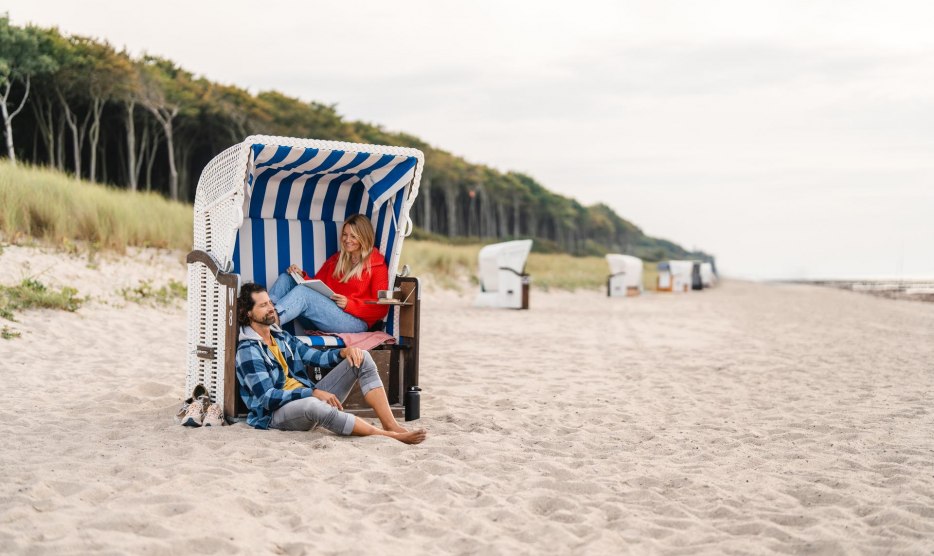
top-left (302, 250), bottom-right (389, 327)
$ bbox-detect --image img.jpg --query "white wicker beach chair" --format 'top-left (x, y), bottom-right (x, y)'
top-left (606, 254), bottom-right (643, 297)
top-left (657, 260), bottom-right (693, 293)
top-left (185, 135), bottom-right (424, 421)
top-left (474, 239), bottom-right (533, 310)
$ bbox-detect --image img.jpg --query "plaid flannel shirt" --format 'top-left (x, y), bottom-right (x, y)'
top-left (236, 325), bottom-right (343, 429)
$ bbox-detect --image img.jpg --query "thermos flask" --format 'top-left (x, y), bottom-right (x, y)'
top-left (404, 386), bottom-right (421, 421)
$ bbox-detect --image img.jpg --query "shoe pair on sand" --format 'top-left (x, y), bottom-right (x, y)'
top-left (177, 384), bottom-right (224, 427)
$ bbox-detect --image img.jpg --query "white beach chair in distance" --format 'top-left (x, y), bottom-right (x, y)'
top-left (657, 260), bottom-right (693, 293)
top-left (186, 135), bottom-right (425, 421)
top-left (606, 254), bottom-right (644, 297)
top-left (474, 239), bottom-right (533, 309)
top-left (700, 262), bottom-right (716, 288)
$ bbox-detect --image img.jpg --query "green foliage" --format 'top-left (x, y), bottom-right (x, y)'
top-left (119, 279), bottom-right (187, 306)
top-left (1, 325), bottom-right (20, 340)
top-left (0, 277), bottom-right (84, 321)
top-left (0, 15), bottom-right (57, 82)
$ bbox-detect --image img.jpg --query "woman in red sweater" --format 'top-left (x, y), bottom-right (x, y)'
top-left (267, 214), bottom-right (389, 333)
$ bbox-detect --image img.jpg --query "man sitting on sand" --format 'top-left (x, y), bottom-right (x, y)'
top-left (235, 283), bottom-right (426, 444)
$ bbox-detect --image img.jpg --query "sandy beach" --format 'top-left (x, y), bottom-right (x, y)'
top-left (1, 244), bottom-right (933, 555)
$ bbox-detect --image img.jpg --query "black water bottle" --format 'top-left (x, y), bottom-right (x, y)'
top-left (404, 386), bottom-right (421, 421)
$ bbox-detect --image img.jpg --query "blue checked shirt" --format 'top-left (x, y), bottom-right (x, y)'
top-left (236, 325), bottom-right (343, 429)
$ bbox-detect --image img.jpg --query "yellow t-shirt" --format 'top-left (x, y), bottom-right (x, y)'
top-left (269, 339), bottom-right (304, 391)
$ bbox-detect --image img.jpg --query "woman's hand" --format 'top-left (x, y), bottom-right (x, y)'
top-left (339, 347), bottom-right (364, 367)
top-left (331, 293), bottom-right (348, 309)
top-left (286, 264), bottom-right (303, 276)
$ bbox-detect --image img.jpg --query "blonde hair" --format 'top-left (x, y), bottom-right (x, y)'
top-left (333, 214), bottom-right (375, 283)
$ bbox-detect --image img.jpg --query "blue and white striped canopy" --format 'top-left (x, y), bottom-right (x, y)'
top-left (230, 141), bottom-right (421, 338)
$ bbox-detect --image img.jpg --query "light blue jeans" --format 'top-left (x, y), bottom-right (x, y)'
top-left (267, 273), bottom-right (368, 333)
top-left (268, 352), bottom-right (383, 435)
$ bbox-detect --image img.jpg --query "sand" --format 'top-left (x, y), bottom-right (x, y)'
top-left (1, 244), bottom-right (933, 555)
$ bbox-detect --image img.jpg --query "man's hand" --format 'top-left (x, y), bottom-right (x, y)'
top-left (312, 388), bottom-right (343, 410)
top-left (339, 347), bottom-right (364, 367)
top-left (331, 293), bottom-right (348, 309)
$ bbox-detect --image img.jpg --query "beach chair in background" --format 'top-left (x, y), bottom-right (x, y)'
top-left (657, 260), bottom-right (693, 293)
top-left (606, 254), bottom-right (643, 297)
top-left (185, 135), bottom-right (424, 421)
top-left (700, 262), bottom-right (717, 288)
top-left (474, 239), bottom-right (533, 309)
top-left (691, 261), bottom-right (704, 291)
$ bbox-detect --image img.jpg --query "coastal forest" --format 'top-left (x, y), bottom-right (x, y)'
top-left (0, 16), bottom-right (711, 262)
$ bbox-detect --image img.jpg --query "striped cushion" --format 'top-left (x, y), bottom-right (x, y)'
top-left (295, 335), bottom-right (345, 348)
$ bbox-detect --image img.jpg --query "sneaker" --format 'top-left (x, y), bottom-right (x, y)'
top-left (180, 396), bottom-right (208, 427)
top-left (202, 403), bottom-right (225, 427)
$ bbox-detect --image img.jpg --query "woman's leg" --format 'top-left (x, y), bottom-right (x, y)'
top-left (274, 286), bottom-right (368, 333)
top-left (267, 272), bottom-right (297, 304)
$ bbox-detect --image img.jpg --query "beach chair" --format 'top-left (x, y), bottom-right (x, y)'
top-left (185, 135), bottom-right (425, 421)
top-left (691, 261), bottom-right (704, 290)
top-left (657, 260), bottom-right (693, 293)
top-left (606, 254), bottom-right (643, 297)
top-left (474, 239), bottom-right (533, 309)
top-left (700, 262), bottom-right (716, 288)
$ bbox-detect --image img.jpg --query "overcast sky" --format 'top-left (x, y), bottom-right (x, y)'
top-left (4, 0), bottom-right (933, 279)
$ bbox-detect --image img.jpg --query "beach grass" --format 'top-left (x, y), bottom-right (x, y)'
top-left (1, 163), bottom-right (661, 291)
top-left (0, 161), bottom-right (191, 252)
top-left (120, 279), bottom-right (188, 306)
top-left (0, 278), bottom-right (84, 321)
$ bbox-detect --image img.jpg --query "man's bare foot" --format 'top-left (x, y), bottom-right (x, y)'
top-left (389, 429), bottom-right (427, 444)
top-left (384, 423), bottom-right (409, 434)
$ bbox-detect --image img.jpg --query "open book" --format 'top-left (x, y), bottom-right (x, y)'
top-left (290, 271), bottom-right (336, 298)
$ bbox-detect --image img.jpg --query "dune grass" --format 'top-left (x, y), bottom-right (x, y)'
top-left (0, 278), bottom-right (84, 321)
top-left (119, 279), bottom-right (188, 306)
top-left (0, 163), bottom-right (659, 292)
top-left (0, 161), bottom-right (192, 252)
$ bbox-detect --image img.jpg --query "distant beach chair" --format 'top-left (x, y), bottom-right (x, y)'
top-left (657, 260), bottom-right (693, 293)
top-left (606, 254), bottom-right (643, 297)
top-left (699, 262), bottom-right (716, 288)
top-left (185, 135), bottom-right (424, 421)
top-left (691, 261), bottom-right (704, 291)
top-left (474, 239), bottom-right (533, 309)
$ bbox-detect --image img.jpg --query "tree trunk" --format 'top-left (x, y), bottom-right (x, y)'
top-left (142, 104), bottom-right (180, 200)
top-left (445, 187), bottom-right (458, 237)
top-left (0, 76), bottom-right (31, 165)
top-left (99, 133), bottom-right (107, 184)
top-left (163, 121), bottom-right (178, 200)
top-left (177, 142), bottom-right (190, 202)
top-left (87, 96), bottom-right (105, 182)
top-left (144, 129), bottom-right (158, 192)
top-left (125, 101), bottom-right (137, 191)
top-left (30, 95), bottom-right (56, 167)
top-left (55, 117), bottom-right (66, 171)
top-left (57, 91), bottom-right (80, 176)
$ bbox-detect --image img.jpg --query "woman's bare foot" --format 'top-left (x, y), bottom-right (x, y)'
top-left (389, 429), bottom-right (427, 444)
top-left (384, 423), bottom-right (409, 434)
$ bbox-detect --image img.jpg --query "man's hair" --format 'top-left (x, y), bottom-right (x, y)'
top-left (237, 283), bottom-right (267, 326)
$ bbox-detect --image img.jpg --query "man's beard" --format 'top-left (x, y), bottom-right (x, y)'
top-left (252, 311), bottom-right (276, 325)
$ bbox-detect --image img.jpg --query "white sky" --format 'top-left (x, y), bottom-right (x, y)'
top-left (4, 0), bottom-right (933, 279)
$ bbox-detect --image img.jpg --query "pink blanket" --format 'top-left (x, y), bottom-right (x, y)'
top-left (305, 330), bottom-right (395, 351)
